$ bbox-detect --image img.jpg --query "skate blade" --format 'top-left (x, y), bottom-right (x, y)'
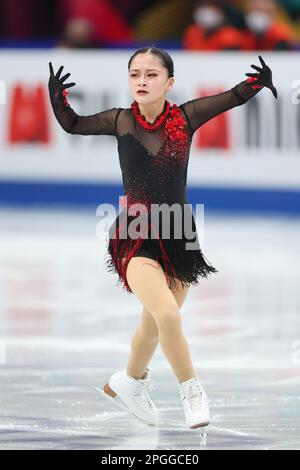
top-left (94, 385), bottom-right (157, 427)
top-left (190, 421), bottom-right (210, 429)
top-left (94, 385), bottom-right (129, 413)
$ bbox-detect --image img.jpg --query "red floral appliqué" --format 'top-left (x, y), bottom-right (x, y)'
top-left (162, 104), bottom-right (188, 150)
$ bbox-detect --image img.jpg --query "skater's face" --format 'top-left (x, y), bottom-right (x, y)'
top-left (128, 53), bottom-right (174, 103)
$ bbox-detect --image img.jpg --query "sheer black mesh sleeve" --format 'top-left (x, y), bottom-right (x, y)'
top-left (180, 80), bottom-right (263, 135)
top-left (49, 88), bottom-right (123, 136)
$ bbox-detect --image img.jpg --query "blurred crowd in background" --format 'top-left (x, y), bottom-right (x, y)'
top-left (0, 0), bottom-right (300, 50)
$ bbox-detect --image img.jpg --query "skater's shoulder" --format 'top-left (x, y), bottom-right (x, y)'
top-left (113, 106), bottom-right (131, 117)
top-left (114, 106), bottom-right (133, 123)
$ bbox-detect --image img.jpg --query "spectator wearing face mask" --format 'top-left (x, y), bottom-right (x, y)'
top-left (182, 0), bottom-right (245, 51)
top-left (242, 0), bottom-right (296, 50)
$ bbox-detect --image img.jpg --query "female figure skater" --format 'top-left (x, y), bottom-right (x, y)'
top-left (48, 49), bottom-right (277, 430)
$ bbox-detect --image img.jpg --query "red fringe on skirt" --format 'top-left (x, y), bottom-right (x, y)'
top-left (104, 208), bottom-right (218, 294)
top-left (105, 214), bottom-right (179, 293)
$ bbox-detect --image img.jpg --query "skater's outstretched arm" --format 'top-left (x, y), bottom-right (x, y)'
top-left (48, 62), bottom-right (122, 135)
top-left (180, 55), bottom-right (277, 135)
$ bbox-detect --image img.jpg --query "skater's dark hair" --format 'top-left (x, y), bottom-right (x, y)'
top-left (128, 45), bottom-right (174, 79)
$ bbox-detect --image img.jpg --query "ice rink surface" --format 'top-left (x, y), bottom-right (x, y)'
top-left (0, 207), bottom-right (299, 450)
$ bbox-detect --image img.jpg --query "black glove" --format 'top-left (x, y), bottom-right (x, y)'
top-left (48, 62), bottom-right (76, 105)
top-left (245, 55), bottom-right (277, 99)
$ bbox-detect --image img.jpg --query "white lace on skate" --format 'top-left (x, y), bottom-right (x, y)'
top-left (130, 376), bottom-right (156, 411)
top-left (180, 379), bottom-right (208, 413)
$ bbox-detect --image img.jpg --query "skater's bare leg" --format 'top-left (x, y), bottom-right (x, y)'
top-left (126, 271), bottom-right (190, 380)
top-left (126, 257), bottom-right (195, 383)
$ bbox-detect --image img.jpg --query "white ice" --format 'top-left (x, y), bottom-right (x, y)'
top-left (0, 207), bottom-right (299, 450)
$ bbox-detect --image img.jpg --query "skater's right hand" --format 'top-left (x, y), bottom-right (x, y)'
top-left (48, 62), bottom-right (76, 104)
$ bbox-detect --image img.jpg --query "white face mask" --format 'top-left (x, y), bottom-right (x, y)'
top-left (193, 7), bottom-right (224, 29)
top-left (245, 11), bottom-right (272, 34)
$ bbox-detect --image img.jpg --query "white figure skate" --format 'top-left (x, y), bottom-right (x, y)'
top-left (177, 375), bottom-right (210, 429)
top-left (94, 367), bottom-right (159, 426)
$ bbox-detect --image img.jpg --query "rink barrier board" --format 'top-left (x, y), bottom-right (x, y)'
top-left (0, 180), bottom-right (299, 216)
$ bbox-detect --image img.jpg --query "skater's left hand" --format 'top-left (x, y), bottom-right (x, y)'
top-left (245, 55), bottom-right (278, 99)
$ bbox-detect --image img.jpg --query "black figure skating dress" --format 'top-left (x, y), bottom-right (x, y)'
top-left (49, 74), bottom-right (263, 294)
